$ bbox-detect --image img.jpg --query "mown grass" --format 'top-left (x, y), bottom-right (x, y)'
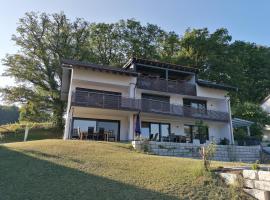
top-left (0, 140), bottom-right (253, 200)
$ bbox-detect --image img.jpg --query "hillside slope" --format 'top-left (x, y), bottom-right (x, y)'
top-left (0, 140), bottom-right (252, 200)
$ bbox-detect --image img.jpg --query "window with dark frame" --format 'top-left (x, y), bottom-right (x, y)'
top-left (184, 124), bottom-right (209, 144)
top-left (141, 121), bottom-right (170, 141)
top-left (72, 118), bottom-right (120, 141)
top-left (183, 98), bottom-right (207, 110)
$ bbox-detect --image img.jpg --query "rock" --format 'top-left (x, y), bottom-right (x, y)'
top-left (219, 172), bottom-right (239, 185)
top-left (244, 188), bottom-right (270, 200)
top-left (259, 171), bottom-right (270, 182)
top-left (245, 179), bottom-right (255, 189)
top-left (254, 180), bottom-right (270, 191)
top-left (243, 170), bottom-right (258, 180)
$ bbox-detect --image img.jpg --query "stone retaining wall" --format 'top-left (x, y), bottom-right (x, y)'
top-left (132, 141), bottom-right (261, 162)
top-left (219, 170), bottom-right (270, 200)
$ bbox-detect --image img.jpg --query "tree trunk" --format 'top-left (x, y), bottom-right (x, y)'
top-left (52, 99), bottom-right (65, 130)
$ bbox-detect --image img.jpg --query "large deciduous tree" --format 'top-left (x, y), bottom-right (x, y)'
top-left (1, 12), bottom-right (90, 128)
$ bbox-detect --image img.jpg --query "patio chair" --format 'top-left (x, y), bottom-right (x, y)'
top-left (87, 127), bottom-right (95, 140)
top-left (107, 130), bottom-right (116, 142)
top-left (179, 136), bottom-right (186, 143)
top-left (72, 128), bottom-right (79, 139)
top-left (98, 128), bottom-right (105, 140)
top-left (162, 136), bottom-right (169, 142)
top-left (153, 133), bottom-right (159, 141)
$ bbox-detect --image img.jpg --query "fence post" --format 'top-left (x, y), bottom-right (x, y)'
top-left (24, 125), bottom-right (29, 142)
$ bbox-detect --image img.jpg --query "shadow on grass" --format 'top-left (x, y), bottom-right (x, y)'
top-left (0, 146), bottom-right (179, 200)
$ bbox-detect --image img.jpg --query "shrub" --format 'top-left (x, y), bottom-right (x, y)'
top-left (200, 143), bottom-right (216, 171)
top-left (219, 138), bottom-right (230, 145)
top-left (251, 160), bottom-right (260, 170)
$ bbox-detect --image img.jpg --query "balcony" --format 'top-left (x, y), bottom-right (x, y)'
top-left (137, 76), bottom-right (196, 96)
top-left (72, 90), bottom-right (229, 122)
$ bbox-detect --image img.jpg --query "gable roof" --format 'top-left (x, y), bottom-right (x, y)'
top-left (123, 57), bottom-right (198, 73)
top-left (197, 79), bottom-right (238, 91)
top-left (61, 59), bottom-right (138, 77)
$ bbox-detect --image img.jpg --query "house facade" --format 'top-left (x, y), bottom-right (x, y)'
top-left (61, 58), bottom-right (236, 144)
top-left (261, 95), bottom-right (270, 141)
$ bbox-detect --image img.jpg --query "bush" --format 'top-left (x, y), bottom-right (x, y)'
top-left (219, 138), bottom-right (230, 145)
top-left (251, 160), bottom-right (260, 170)
top-left (200, 143), bottom-right (216, 171)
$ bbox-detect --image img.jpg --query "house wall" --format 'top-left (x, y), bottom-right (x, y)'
top-left (64, 67), bottom-right (232, 143)
top-left (140, 114), bottom-right (232, 143)
top-left (261, 97), bottom-right (270, 142)
top-left (196, 85), bottom-right (228, 99)
top-left (72, 68), bottom-right (136, 87)
top-left (261, 98), bottom-right (270, 113)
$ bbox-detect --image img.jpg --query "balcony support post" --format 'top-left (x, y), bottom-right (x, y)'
top-left (128, 114), bottom-right (135, 140)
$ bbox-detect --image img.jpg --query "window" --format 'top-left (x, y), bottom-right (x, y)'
top-left (183, 99), bottom-right (207, 110)
top-left (141, 122), bottom-right (150, 139)
top-left (72, 118), bottom-right (120, 140)
top-left (184, 124), bottom-right (209, 144)
top-left (141, 122), bottom-right (170, 141)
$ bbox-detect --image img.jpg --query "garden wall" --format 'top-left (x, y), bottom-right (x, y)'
top-left (132, 141), bottom-right (261, 162)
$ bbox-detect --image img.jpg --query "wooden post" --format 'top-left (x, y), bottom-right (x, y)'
top-left (24, 125), bottom-right (29, 142)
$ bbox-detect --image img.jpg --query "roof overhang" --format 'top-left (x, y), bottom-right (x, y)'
top-left (62, 59), bottom-right (138, 77)
top-left (123, 57), bottom-right (198, 73)
top-left (197, 79), bottom-right (238, 92)
top-left (232, 118), bottom-right (254, 128)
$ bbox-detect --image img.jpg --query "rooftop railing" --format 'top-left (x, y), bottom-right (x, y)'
top-left (72, 90), bottom-right (229, 122)
top-left (137, 76), bottom-right (197, 96)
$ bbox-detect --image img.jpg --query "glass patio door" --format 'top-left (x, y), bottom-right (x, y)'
top-left (150, 123), bottom-right (160, 141)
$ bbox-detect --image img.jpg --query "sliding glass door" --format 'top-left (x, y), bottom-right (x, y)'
top-left (184, 124), bottom-right (209, 144)
top-left (141, 122), bottom-right (170, 141)
top-left (72, 118), bottom-right (120, 140)
top-left (150, 123), bottom-right (160, 141)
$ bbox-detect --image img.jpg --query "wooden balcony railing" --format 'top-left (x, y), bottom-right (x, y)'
top-left (72, 90), bottom-right (229, 122)
top-left (137, 76), bottom-right (197, 96)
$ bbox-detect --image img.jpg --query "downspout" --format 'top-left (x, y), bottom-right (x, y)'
top-left (226, 97), bottom-right (234, 144)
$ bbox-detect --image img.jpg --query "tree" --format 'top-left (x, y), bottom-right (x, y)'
top-left (1, 12), bottom-right (90, 128)
top-left (119, 19), bottom-right (164, 60)
top-left (87, 22), bottom-right (123, 65)
top-left (228, 41), bottom-right (270, 103)
top-left (232, 102), bottom-right (270, 139)
top-left (0, 105), bottom-right (19, 125)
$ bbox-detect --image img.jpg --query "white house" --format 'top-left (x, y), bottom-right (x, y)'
top-left (261, 95), bottom-right (270, 141)
top-left (61, 58), bottom-right (237, 144)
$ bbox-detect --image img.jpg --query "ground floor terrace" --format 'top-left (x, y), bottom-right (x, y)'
top-left (64, 106), bottom-right (233, 144)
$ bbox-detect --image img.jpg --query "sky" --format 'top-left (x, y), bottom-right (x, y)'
top-left (1, 0), bottom-right (270, 93)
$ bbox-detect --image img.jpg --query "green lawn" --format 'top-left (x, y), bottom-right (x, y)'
top-left (0, 140), bottom-right (252, 200)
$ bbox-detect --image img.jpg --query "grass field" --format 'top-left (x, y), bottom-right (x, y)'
top-left (0, 140), bottom-right (253, 200)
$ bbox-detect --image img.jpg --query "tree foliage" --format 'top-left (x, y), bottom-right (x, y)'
top-left (1, 12), bottom-right (90, 128)
top-left (0, 105), bottom-right (19, 125)
top-left (232, 102), bottom-right (270, 138)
